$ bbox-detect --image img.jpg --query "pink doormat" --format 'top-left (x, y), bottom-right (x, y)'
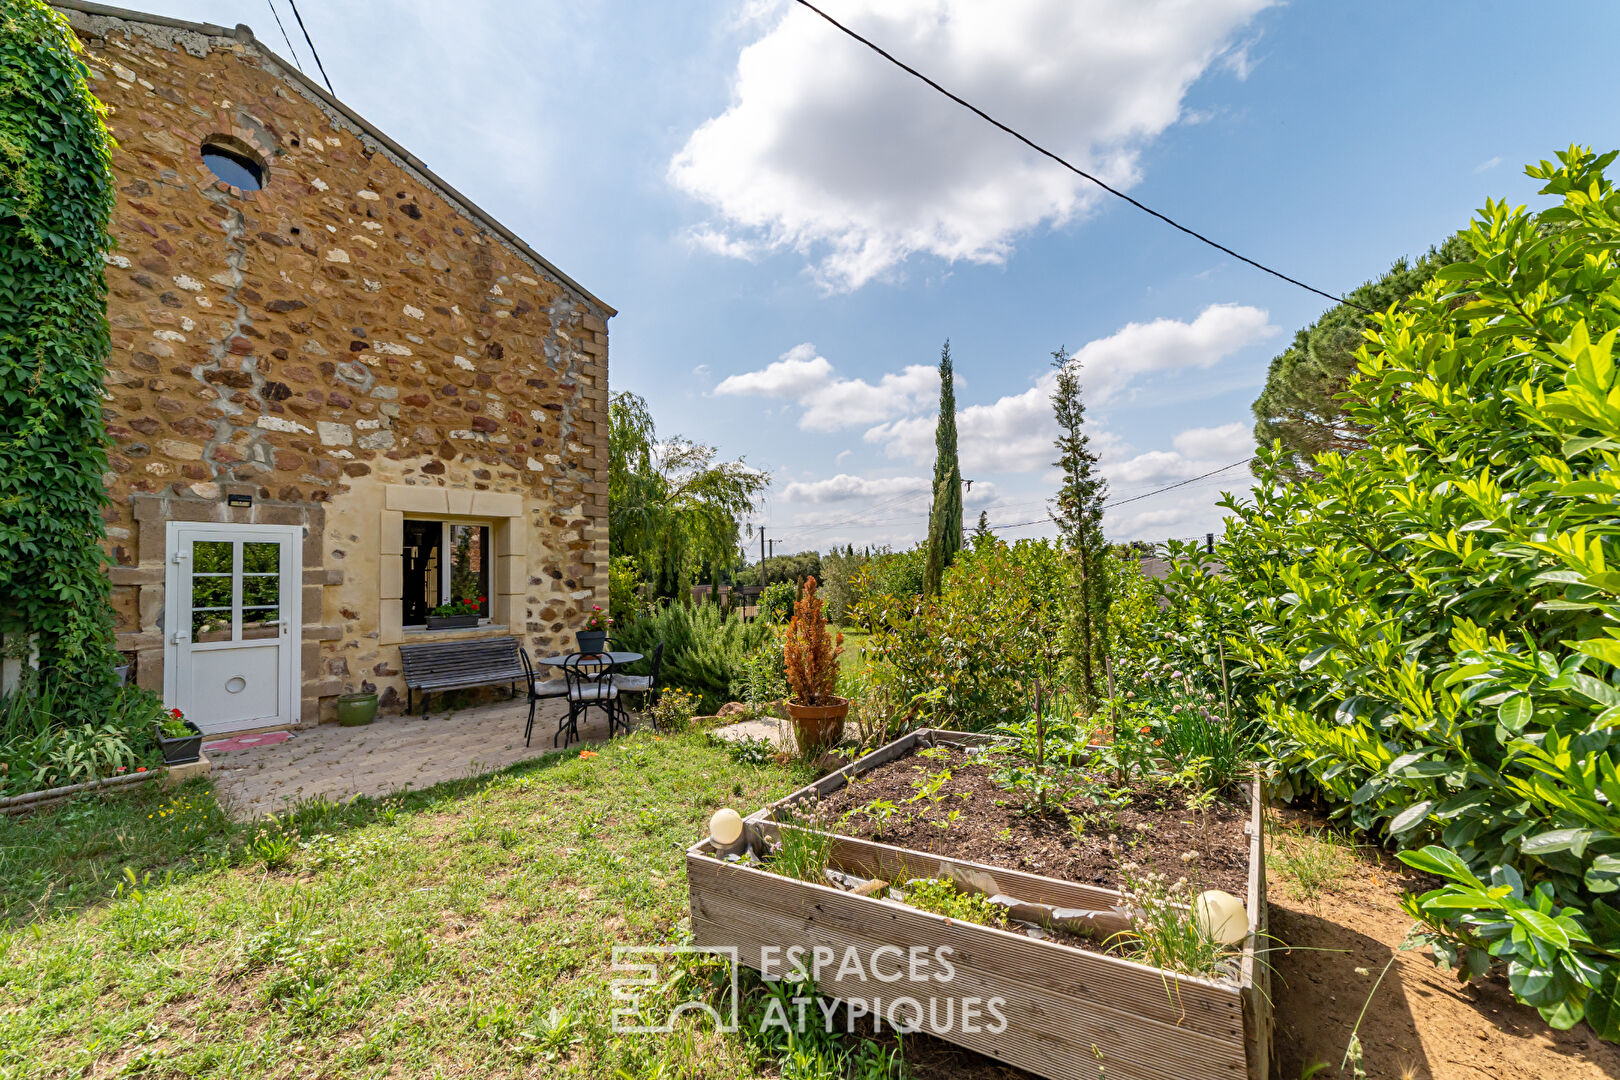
top-left (203, 731), bottom-right (292, 754)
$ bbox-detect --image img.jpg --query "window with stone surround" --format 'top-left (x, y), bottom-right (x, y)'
top-left (402, 520), bottom-right (491, 625)
top-left (380, 485), bottom-right (527, 645)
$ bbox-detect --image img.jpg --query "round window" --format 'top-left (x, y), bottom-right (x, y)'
top-left (201, 142), bottom-right (266, 191)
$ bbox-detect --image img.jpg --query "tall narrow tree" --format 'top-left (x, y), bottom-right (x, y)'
top-left (1049, 346), bottom-right (1110, 709)
top-left (923, 341), bottom-right (962, 597)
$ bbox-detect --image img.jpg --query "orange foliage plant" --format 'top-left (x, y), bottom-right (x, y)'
top-left (783, 576), bottom-right (845, 706)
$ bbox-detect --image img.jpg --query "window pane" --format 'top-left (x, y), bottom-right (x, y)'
top-left (243, 541), bottom-right (279, 574)
top-left (191, 574), bottom-right (231, 610)
top-left (193, 540), bottom-right (231, 574)
top-left (241, 607), bottom-right (279, 639)
top-left (192, 608), bottom-right (231, 641)
top-left (447, 524), bottom-right (490, 617)
top-left (403, 519), bottom-right (442, 626)
top-left (243, 574), bottom-right (280, 607)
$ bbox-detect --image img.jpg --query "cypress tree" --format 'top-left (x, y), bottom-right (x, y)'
top-left (923, 341), bottom-right (962, 596)
top-left (1049, 346), bottom-right (1110, 709)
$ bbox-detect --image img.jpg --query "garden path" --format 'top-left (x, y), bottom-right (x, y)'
top-left (208, 696), bottom-right (609, 819)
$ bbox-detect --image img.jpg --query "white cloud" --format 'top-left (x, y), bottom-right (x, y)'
top-left (1474, 155), bottom-right (1503, 174)
top-left (1108, 421), bottom-right (1254, 486)
top-left (865, 305), bottom-right (1272, 471)
top-left (782, 473), bottom-right (928, 503)
top-left (715, 343), bottom-right (937, 431)
top-left (1070, 303), bottom-right (1276, 406)
top-left (670, 0), bottom-right (1275, 290)
top-left (1172, 421), bottom-right (1252, 460)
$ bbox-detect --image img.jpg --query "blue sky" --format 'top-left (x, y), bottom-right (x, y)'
top-left (146, 0), bottom-right (1620, 555)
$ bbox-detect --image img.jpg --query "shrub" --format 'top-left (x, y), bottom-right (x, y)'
top-left (758, 581), bottom-right (795, 624)
top-left (1196, 148), bottom-right (1620, 1036)
top-left (0, 671), bottom-right (164, 796)
top-left (817, 548), bottom-right (867, 625)
top-left (858, 538), bottom-right (1067, 731)
top-left (847, 547), bottom-right (926, 628)
top-left (647, 687), bottom-right (700, 731)
top-left (611, 601), bottom-right (769, 714)
top-left (608, 556), bottom-right (643, 627)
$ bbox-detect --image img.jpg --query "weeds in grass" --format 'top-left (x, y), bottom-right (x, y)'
top-left (770, 810), bottom-right (836, 884)
top-left (247, 821), bottom-right (298, 869)
top-left (1270, 821), bottom-right (1354, 900)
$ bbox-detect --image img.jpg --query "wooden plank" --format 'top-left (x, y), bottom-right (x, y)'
top-left (689, 858), bottom-right (1246, 1080)
top-left (688, 852), bottom-right (1244, 1041)
top-left (749, 822), bottom-right (1134, 930)
top-left (1240, 778), bottom-right (1272, 1080)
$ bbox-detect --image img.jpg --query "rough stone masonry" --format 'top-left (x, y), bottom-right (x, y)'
top-left (60, 3), bottom-right (613, 725)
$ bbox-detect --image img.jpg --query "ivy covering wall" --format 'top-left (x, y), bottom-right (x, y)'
top-left (0, 0), bottom-right (120, 695)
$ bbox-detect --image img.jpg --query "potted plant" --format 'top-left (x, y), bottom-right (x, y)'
top-left (336, 691), bottom-right (379, 726)
top-left (782, 576), bottom-right (847, 753)
top-left (155, 707), bottom-right (203, 765)
top-left (577, 604), bottom-right (613, 655)
top-left (426, 595), bottom-right (483, 630)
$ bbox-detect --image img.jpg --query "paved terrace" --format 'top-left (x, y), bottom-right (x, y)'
top-left (208, 696), bottom-right (605, 819)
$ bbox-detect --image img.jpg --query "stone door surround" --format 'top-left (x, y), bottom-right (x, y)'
top-left (379, 484), bottom-right (526, 645)
top-left (114, 486), bottom-right (343, 726)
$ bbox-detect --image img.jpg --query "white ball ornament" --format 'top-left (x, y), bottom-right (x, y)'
top-left (1193, 890), bottom-right (1249, 945)
top-left (709, 808), bottom-right (744, 847)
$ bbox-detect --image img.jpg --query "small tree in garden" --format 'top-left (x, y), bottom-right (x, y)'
top-left (1050, 346), bottom-right (1110, 710)
top-left (923, 341), bottom-right (962, 597)
top-left (783, 576), bottom-right (843, 706)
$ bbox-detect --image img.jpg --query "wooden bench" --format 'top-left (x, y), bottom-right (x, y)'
top-left (398, 636), bottom-right (527, 717)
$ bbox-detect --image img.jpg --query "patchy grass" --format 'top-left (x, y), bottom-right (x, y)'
top-left (1268, 818), bottom-right (1356, 901)
top-left (837, 629), bottom-right (872, 677)
top-left (0, 729), bottom-right (807, 1078)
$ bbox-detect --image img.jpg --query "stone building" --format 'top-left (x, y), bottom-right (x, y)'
top-left (55, 2), bottom-right (613, 732)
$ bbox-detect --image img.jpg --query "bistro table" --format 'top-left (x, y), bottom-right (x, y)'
top-left (535, 651), bottom-right (643, 739)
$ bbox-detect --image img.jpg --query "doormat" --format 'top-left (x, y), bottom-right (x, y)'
top-left (202, 731), bottom-right (292, 754)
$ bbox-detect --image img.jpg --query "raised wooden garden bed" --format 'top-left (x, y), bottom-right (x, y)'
top-left (687, 729), bottom-right (1270, 1080)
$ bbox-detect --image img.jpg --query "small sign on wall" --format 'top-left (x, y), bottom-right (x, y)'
top-left (227, 494), bottom-right (253, 508)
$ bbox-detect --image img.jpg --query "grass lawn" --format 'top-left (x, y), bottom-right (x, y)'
top-left (0, 729), bottom-right (808, 1079)
top-left (836, 629), bottom-right (871, 678)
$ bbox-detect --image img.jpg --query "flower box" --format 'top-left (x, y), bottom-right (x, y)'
top-left (426, 614), bottom-right (480, 630)
top-left (686, 729), bottom-right (1271, 1080)
top-left (155, 718), bottom-right (204, 766)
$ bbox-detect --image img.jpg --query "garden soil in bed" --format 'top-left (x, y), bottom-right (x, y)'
top-left (816, 742), bottom-right (1251, 894)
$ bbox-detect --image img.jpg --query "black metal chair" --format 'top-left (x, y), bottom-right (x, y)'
top-left (518, 647), bottom-right (569, 748)
top-left (613, 642), bottom-right (664, 727)
top-left (559, 652), bottom-right (622, 747)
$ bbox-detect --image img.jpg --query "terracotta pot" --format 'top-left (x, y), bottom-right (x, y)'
top-left (785, 697), bottom-right (849, 752)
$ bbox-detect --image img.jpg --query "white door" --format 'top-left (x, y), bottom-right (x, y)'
top-left (164, 523), bottom-right (302, 734)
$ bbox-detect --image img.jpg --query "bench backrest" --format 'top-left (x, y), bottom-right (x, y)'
top-left (398, 636), bottom-right (524, 685)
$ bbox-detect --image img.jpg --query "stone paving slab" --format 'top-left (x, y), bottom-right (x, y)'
top-left (209, 696), bottom-right (619, 819)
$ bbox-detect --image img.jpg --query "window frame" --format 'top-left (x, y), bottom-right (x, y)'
top-left (401, 518), bottom-right (493, 629)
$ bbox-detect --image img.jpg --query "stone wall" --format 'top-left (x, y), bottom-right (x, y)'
top-left (66, 7), bottom-right (612, 723)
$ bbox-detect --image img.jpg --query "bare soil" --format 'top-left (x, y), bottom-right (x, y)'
top-left (816, 742), bottom-right (1252, 893)
top-left (850, 801), bottom-right (1620, 1079)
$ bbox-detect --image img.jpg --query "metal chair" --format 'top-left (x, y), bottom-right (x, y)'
top-left (613, 642), bottom-right (664, 727)
top-left (518, 647), bottom-right (569, 748)
top-left (559, 652), bottom-right (622, 747)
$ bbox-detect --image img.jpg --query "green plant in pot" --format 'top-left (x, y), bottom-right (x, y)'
top-left (155, 706), bottom-right (203, 765)
top-left (783, 576), bottom-right (846, 754)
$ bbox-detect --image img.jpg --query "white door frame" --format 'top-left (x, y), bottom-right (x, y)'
top-left (163, 521), bottom-right (302, 731)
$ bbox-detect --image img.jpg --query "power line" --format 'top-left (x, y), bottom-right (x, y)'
top-left (986, 456), bottom-right (1255, 531)
top-left (264, 0), bottom-right (304, 72)
top-left (285, 0), bottom-right (334, 96)
top-left (1106, 456), bottom-right (1254, 508)
top-left (790, 0), bottom-right (1373, 315)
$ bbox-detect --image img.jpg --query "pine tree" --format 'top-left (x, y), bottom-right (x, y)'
top-left (1049, 346), bottom-right (1110, 709)
top-left (972, 509), bottom-right (992, 545)
top-left (923, 340), bottom-right (963, 596)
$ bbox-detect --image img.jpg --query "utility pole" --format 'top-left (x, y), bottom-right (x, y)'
top-left (961, 478), bottom-right (973, 547)
top-left (759, 528), bottom-right (766, 583)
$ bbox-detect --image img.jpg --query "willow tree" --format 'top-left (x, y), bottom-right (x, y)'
top-left (608, 391), bottom-right (768, 597)
top-left (923, 341), bottom-right (962, 597)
